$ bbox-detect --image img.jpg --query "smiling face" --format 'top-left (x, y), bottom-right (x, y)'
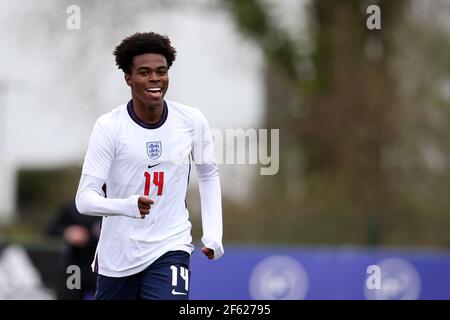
top-left (125, 53), bottom-right (169, 110)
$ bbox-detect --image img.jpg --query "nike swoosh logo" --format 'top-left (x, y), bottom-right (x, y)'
top-left (148, 163), bottom-right (161, 169)
top-left (171, 289), bottom-right (187, 296)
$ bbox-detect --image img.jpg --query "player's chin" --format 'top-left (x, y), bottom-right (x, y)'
top-left (142, 96), bottom-right (162, 106)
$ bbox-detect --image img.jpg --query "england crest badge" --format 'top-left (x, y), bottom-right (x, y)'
top-left (146, 141), bottom-right (162, 160)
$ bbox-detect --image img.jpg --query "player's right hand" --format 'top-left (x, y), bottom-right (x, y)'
top-left (138, 196), bottom-right (154, 219)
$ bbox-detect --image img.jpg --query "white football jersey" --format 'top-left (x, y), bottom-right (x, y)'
top-left (76, 99), bottom-right (223, 277)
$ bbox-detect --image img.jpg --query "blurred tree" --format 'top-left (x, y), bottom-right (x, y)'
top-left (383, 0), bottom-right (450, 246)
top-left (223, 0), bottom-right (423, 245)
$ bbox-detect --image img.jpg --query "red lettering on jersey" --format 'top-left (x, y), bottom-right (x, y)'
top-left (143, 171), bottom-right (164, 196)
top-left (144, 172), bottom-right (151, 196)
top-left (153, 172), bottom-right (164, 196)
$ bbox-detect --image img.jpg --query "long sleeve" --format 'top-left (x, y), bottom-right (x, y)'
top-left (76, 118), bottom-right (141, 219)
top-left (193, 112), bottom-right (224, 260)
top-left (75, 174), bottom-right (141, 219)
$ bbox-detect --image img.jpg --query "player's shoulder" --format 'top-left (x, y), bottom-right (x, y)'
top-left (166, 99), bottom-right (207, 121)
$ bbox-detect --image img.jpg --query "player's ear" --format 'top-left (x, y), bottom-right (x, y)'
top-left (125, 73), bottom-right (132, 87)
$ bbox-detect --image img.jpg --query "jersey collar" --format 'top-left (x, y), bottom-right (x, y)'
top-left (127, 99), bottom-right (168, 129)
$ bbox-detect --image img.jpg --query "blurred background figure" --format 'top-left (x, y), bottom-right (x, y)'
top-left (46, 201), bottom-right (101, 300)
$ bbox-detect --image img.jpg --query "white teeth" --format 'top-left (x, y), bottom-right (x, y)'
top-left (146, 88), bottom-right (161, 92)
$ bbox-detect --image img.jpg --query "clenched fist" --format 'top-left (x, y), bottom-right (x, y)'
top-left (138, 196), bottom-right (154, 219)
top-left (201, 247), bottom-right (215, 260)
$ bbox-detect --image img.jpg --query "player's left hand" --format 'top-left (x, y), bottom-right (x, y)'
top-left (201, 247), bottom-right (214, 260)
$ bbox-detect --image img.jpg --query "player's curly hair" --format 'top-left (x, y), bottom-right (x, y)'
top-left (113, 32), bottom-right (177, 74)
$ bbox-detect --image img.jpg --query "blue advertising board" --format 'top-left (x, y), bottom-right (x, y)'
top-left (189, 245), bottom-right (450, 300)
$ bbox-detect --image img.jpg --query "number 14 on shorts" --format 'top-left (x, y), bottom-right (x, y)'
top-left (171, 265), bottom-right (189, 295)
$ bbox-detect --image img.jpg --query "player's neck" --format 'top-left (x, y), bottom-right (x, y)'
top-left (132, 98), bottom-right (164, 125)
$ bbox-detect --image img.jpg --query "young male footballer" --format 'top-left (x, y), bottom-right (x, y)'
top-left (75, 32), bottom-right (223, 300)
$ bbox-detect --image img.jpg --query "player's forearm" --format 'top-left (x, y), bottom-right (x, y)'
top-left (75, 175), bottom-right (141, 219)
top-left (76, 189), bottom-right (140, 218)
top-left (198, 171), bottom-right (224, 260)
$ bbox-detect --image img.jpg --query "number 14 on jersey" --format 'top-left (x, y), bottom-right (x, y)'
top-left (144, 171), bottom-right (164, 196)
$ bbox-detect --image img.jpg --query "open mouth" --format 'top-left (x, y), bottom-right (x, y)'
top-left (145, 87), bottom-right (163, 98)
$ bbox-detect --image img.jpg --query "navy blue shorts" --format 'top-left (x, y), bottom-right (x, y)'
top-left (95, 250), bottom-right (191, 300)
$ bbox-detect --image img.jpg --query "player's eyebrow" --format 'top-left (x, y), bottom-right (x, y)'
top-left (137, 66), bottom-right (167, 71)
